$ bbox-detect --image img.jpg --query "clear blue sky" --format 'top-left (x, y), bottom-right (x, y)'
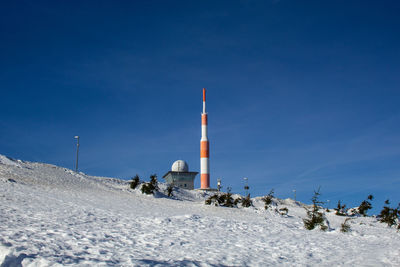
top-left (1, 0), bottom-right (399, 212)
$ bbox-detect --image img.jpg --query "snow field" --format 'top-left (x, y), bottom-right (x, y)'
top-left (1, 155), bottom-right (399, 266)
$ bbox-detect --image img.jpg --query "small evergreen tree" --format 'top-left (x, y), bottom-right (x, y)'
top-left (130, 175), bottom-right (140, 189)
top-left (334, 200), bottom-right (347, 216)
top-left (262, 189), bottom-right (274, 210)
top-left (233, 197), bottom-right (241, 206)
top-left (205, 194), bottom-right (220, 206)
top-left (141, 182), bottom-right (155, 195)
top-left (166, 183), bottom-right (174, 197)
top-left (149, 174), bottom-right (159, 191)
top-left (358, 195), bottom-right (373, 216)
top-left (340, 218), bottom-right (352, 233)
top-left (241, 194), bottom-right (253, 207)
top-left (140, 174), bottom-right (159, 195)
top-left (378, 200), bottom-right (400, 228)
top-left (204, 195), bottom-right (215, 205)
top-left (205, 188), bottom-right (238, 208)
top-left (303, 187), bottom-right (328, 231)
top-left (223, 187), bottom-right (235, 207)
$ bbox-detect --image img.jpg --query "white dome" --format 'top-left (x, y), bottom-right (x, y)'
top-left (171, 160), bottom-right (189, 172)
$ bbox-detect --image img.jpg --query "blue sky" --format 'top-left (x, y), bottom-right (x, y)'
top-left (1, 0), bottom-right (399, 212)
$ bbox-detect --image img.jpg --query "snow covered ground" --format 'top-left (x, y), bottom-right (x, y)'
top-left (1, 154), bottom-right (399, 266)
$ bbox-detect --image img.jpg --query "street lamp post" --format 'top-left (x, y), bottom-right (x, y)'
top-left (244, 177), bottom-right (249, 196)
top-left (74, 136), bottom-right (80, 172)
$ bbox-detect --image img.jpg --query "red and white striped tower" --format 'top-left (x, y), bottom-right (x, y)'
top-left (200, 88), bottom-right (210, 189)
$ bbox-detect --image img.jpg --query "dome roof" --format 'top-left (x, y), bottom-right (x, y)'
top-left (171, 160), bottom-right (189, 172)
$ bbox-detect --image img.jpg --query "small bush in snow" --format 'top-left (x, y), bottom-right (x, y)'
top-left (166, 183), bottom-right (174, 197)
top-left (149, 174), bottom-right (159, 191)
top-left (141, 182), bottom-right (156, 195)
top-left (276, 207), bottom-right (288, 216)
top-left (303, 187), bottom-right (328, 231)
top-left (378, 200), bottom-right (399, 228)
top-left (205, 194), bottom-right (219, 206)
top-left (130, 175), bottom-right (140, 189)
top-left (140, 174), bottom-right (159, 195)
top-left (233, 197), bottom-right (241, 206)
top-left (221, 188), bottom-right (235, 207)
top-left (205, 188), bottom-right (237, 208)
top-left (241, 194), bottom-right (253, 208)
top-left (340, 218), bottom-right (352, 233)
top-left (334, 200), bottom-right (347, 216)
top-left (262, 189), bottom-right (274, 210)
top-left (358, 195), bottom-right (374, 216)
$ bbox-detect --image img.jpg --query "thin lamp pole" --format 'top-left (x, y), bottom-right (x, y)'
top-left (74, 136), bottom-right (80, 172)
top-left (244, 177), bottom-right (249, 196)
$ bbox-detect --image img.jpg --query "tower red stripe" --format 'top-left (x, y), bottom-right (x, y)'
top-left (202, 114), bottom-right (208, 125)
top-left (200, 141), bottom-right (209, 158)
top-left (201, 174), bottom-right (210, 188)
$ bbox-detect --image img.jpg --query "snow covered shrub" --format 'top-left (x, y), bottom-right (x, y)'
top-left (334, 200), bottom-right (347, 216)
top-left (358, 195), bottom-right (373, 216)
top-left (140, 174), bottom-right (159, 195)
top-left (205, 188), bottom-right (237, 208)
top-left (205, 194), bottom-right (219, 206)
top-left (262, 189), bottom-right (274, 210)
top-left (241, 194), bottom-right (253, 207)
top-left (130, 175), bottom-right (140, 189)
top-left (303, 188), bottom-right (328, 231)
top-left (233, 197), bottom-right (241, 206)
top-left (340, 218), bottom-right (352, 233)
top-left (378, 200), bottom-right (400, 228)
top-left (277, 207), bottom-right (288, 216)
top-left (221, 188), bottom-right (235, 207)
top-left (166, 183), bottom-right (174, 197)
top-left (141, 182), bottom-right (155, 195)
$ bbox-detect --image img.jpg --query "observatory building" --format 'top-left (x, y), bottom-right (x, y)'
top-left (162, 160), bottom-right (198, 190)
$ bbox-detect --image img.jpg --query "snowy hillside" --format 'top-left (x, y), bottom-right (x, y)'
top-left (1, 155), bottom-right (399, 266)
